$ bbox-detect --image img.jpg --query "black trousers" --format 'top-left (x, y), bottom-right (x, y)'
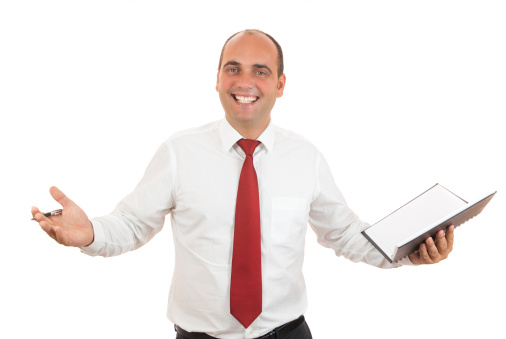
top-left (175, 320), bottom-right (313, 339)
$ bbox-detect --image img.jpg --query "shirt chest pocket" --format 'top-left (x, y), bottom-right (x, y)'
top-left (270, 197), bottom-right (308, 243)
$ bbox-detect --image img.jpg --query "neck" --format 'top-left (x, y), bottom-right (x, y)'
top-left (226, 117), bottom-right (270, 140)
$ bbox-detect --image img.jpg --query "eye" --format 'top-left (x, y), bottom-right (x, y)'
top-left (227, 67), bottom-right (238, 73)
top-left (256, 70), bottom-right (267, 76)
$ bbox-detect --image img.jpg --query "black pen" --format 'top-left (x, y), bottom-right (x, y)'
top-left (31, 209), bottom-right (63, 220)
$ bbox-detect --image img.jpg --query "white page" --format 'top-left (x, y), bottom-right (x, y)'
top-left (397, 191), bottom-right (495, 248)
top-left (365, 185), bottom-right (467, 259)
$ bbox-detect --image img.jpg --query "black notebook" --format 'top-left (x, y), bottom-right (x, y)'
top-left (361, 184), bottom-right (496, 263)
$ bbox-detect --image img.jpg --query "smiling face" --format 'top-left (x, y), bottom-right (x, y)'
top-left (216, 32), bottom-right (286, 138)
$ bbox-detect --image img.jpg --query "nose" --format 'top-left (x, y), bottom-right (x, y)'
top-left (236, 72), bottom-right (255, 89)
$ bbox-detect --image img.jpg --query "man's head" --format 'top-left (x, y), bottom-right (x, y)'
top-left (216, 30), bottom-right (286, 138)
top-left (218, 29), bottom-right (284, 79)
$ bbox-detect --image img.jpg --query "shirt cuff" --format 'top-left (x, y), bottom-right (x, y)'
top-left (80, 219), bottom-right (105, 256)
top-left (397, 255), bottom-right (415, 266)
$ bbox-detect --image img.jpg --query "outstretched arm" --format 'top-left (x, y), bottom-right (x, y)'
top-left (32, 186), bottom-right (94, 247)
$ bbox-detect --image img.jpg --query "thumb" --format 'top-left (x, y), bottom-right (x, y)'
top-left (49, 186), bottom-right (74, 209)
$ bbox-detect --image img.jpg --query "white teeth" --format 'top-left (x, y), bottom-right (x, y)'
top-left (235, 95), bottom-right (257, 104)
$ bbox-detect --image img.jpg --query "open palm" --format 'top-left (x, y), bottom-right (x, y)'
top-left (32, 186), bottom-right (94, 247)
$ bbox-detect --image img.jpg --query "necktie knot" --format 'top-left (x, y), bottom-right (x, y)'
top-left (237, 139), bottom-right (260, 157)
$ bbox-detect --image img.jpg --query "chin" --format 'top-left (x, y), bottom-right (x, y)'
top-left (232, 113), bottom-right (258, 124)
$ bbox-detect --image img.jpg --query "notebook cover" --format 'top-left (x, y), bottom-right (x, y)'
top-left (392, 191), bottom-right (496, 263)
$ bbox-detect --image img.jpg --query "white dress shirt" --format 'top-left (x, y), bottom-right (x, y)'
top-left (82, 119), bottom-right (410, 338)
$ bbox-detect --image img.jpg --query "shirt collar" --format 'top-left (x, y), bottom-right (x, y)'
top-left (219, 119), bottom-right (275, 153)
top-left (256, 122), bottom-right (275, 152)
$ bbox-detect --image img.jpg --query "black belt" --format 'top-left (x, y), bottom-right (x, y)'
top-left (175, 315), bottom-right (305, 339)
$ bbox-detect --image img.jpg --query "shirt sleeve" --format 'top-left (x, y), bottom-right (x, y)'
top-left (80, 142), bottom-right (176, 257)
top-left (308, 152), bottom-right (413, 268)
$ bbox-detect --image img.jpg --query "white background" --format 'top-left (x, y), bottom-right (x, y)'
top-left (1, 1), bottom-right (505, 338)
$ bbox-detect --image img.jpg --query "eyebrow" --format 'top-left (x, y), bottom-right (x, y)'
top-left (223, 61), bottom-right (240, 69)
top-left (253, 63), bottom-right (273, 74)
top-left (222, 61), bottom-right (273, 74)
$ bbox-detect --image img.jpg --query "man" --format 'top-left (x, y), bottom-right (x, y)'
top-left (31, 30), bottom-right (454, 339)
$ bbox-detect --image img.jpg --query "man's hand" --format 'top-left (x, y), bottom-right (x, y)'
top-left (408, 225), bottom-right (455, 265)
top-left (32, 186), bottom-right (94, 247)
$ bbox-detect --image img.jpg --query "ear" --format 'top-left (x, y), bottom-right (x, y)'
top-left (276, 74), bottom-right (286, 98)
top-left (216, 71), bottom-right (220, 92)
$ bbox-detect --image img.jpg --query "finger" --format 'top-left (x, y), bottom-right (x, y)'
top-left (409, 249), bottom-right (421, 265)
top-left (446, 225), bottom-right (455, 251)
top-left (31, 206), bottom-right (41, 218)
top-left (49, 186), bottom-right (74, 209)
top-left (33, 210), bottom-right (53, 225)
top-left (40, 221), bottom-right (57, 242)
top-left (435, 230), bottom-right (448, 253)
top-left (425, 237), bottom-right (441, 262)
top-left (419, 243), bottom-right (433, 264)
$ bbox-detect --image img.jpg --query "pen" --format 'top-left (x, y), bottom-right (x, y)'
top-left (31, 209), bottom-right (63, 220)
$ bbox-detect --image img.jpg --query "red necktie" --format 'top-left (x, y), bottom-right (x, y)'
top-left (230, 139), bottom-right (262, 328)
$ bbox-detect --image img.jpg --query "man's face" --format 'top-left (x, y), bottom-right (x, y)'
top-left (216, 33), bottom-right (286, 130)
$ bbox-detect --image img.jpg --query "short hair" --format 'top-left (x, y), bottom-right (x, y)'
top-left (217, 29), bottom-right (284, 78)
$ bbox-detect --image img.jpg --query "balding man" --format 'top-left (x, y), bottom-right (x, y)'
top-left (32, 29), bottom-right (454, 339)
